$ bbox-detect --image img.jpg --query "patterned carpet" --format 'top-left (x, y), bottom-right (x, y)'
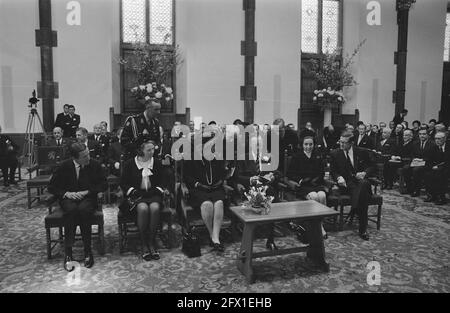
top-left (0, 180), bottom-right (449, 293)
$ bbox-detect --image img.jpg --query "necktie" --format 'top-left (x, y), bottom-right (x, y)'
top-left (421, 142), bottom-right (424, 151)
top-left (57, 140), bottom-right (60, 146)
top-left (345, 151), bottom-right (355, 173)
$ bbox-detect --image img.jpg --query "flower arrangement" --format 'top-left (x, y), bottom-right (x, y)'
top-left (313, 88), bottom-right (345, 109)
top-left (243, 186), bottom-right (274, 215)
top-left (130, 82), bottom-right (174, 105)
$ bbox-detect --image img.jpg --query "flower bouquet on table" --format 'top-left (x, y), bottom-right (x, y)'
top-left (312, 87), bottom-right (345, 110)
top-left (130, 82), bottom-right (174, 105)
top-left (243, 186), bottom-right (274, 215)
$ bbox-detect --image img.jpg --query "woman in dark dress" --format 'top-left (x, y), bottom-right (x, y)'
top-left (287, 136), bottom-right (328, 237)
top-left (184, 137), bottom-right (227, 252)
top-left (120, 140), bottom-right (166, 261)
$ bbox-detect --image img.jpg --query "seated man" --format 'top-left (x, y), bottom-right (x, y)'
top-left (48, 143), bottom-right (107, 270)
top-left (375, 128), bottom-right (397, 188)
top-left (330, 131), bottom-right (374, 240)
top-left (47, 127), bottom-right (71, 148)
top-left (356, 123), bottom-right (375, 150)
top-left (424, 131), bottom-right (449, 205)
top-left (0, 124), bottom-right (19, 186)
top-left (384, 129), bottom-right (415, 190)
top-left (76, 127), bottom-right (103, 163)
top-left (106, 128), bottom-right (124, 176)
top-left (405, 127), bottom-right (435, 197)
top-left (89, 124), bottom-right (109, 160)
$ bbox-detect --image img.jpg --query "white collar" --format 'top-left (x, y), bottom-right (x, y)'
top-left (135, 156), bottom-right (154, 170)
top-left (346, 147), bottom-right (354, 157)
top-left (73, 159), bottom-right (81, 168)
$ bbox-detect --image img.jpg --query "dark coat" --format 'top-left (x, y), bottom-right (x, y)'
top-left (48, 159), bottom-right (107, 200)
top-left (119, 157), bottom-right (165, 196)
top-left (356, 134), bottom-right (375, 150)
top-left (329, 147), bottom-right (374, 184)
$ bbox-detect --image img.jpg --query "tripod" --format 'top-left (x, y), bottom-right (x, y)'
top-left (22, 107), bottom-right (45, 170)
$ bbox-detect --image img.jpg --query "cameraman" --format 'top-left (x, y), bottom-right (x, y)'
top-left (0, 125), bottom-right (19, 187)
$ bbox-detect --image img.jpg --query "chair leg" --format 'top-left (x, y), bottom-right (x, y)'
top-left (46, 228), bottom-right (52, 259)
top-left (118, 222), bottom-right (124, 254)
top-left (27, 187), bottom-right (32, 210)
top-left (98, 223), bottom-right (105, 255)
top-left (339, 205), bottom-right (344, 231)
top-left (166, 215), bottom-right (173, 250)
top-left (377, 204), bottom-right (382, 230)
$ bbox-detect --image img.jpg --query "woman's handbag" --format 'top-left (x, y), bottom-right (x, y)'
top-left (182, 228), bottom-right (201, 258)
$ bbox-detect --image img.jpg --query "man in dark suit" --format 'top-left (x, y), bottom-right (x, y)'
top-left (390, 123), bottom-right (404, 147)
top-left (384, 129), bottom-right (415, 190)
top-left (48, 142), bottom-right (107, 270)
top-left (54, 104), bottom-right (71, 137)
top-left (356, 123), bottom-right (375, 150)
top-left (330, 131), bottom-right (374, 240)
top-left (406, 127), bottom-right (435, 197)
top-left (0, 125), bottom-right (19, 187)
top-left (89, 124), bottom-right (110, 159)
top-left (121, 100), bottom-right (162, 160)
top-left (67, 105), bottom-right (81, 138)
top-left (47, 127), bottom-right (70, 147)
top-left (76, 127), bottom-right (103, 163)
top-left (424, 132), bottom-right (449, 205)
top-left (106, 128), bottom-right (124, 176)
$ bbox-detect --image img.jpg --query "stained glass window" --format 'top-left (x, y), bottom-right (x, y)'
top-left (301, 0), bottom-right (341, 55)
top-left (122, 0), bottom-right (173, 45)
top-left (302, 0), bottom-right (319, 54)
top-left (322, 0), bottom-right (339, 53)
top-left (149, 0), bottom-right (173, 45)
top-left (444, 12), bottom-right (450, 62)
top-left (122, 0), bottom-right (146, 43)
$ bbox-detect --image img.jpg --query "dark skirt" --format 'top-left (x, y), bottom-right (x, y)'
top-left (189, 187), bottom-right (226, 209)
top-left (119, 189), bottom-right (163, 220)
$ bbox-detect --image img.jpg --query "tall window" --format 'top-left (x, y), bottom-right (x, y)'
top-left (122, 0), bottom-right (173, 45)
top-left (301, 0), bottom-right (342, 55)
top-left (444, 11), bottom-right (450, 62)
top-left (120, 0), bottom-right (175, 114)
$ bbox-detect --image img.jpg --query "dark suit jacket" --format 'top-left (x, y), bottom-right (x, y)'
top-left (393, 113), bottom-right (404, 126)
top-left (48, 159), bottom-right (107, 201)
top-left (426, 145), bottom-right (450, 172)
top-left (120, 157), bottom-right (165, 195)
top-left (0, 134), bottom-right (19, 157)
top-left (184, 159), bottom-right (225, 189)
top-left (287, 151), bottom-right (325, 183)
top-left (356, 134), bottom-right (375, 150)
top-left (106, 141), bottom-right (124, 175)
top-left (68, 114), bottom-right (81, 138)
top-left (412, 140), bottom-right (435, 160)
top-left (47, 137), bottom-right (71, 148)
top-left (54, 113), bottom-right (68, 129)
top-left (394, 141), bottom-right (415, 161)
top-left (375, 138), bottom-right (397, 156)
top-left (330, 147), bottom-right (374, 184)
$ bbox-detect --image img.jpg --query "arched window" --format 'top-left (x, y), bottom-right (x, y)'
top-left (120, 0), bottom-right (175, 114)
top-left (301, 0), bottom-right (342, 56)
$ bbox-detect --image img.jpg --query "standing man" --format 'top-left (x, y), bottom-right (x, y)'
top-left (76, 127), bottom-right (102, 162)
top-left (67, 105), bottom-right (81, 138)
top-left (393, 109), bottom-right (408, 127)
top-left (330, 131), bottom-right (374, 240)
top-left (121, 100), bottom-right (162, 160)
top-left (54, 104), bottom-right (70, 135)
top-left (424, 132), bottom-right (449, 205)
top-left (0, 125), bottom-right (19, 187)
top-left (48, 142), bottom-right (107, 270)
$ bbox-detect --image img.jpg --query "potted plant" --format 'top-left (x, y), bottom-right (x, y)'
top-left (310, 39), bottom-right (366, 126)
top-left (244, 186), bottom-right (274, 215)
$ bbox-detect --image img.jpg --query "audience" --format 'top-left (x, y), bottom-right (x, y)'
top-left (0, 125), bottom-right (19, 187)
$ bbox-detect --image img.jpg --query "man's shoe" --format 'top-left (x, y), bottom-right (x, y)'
top-left (359, 232), bottom-right (370, 241)
top-left (63, 255), bottom-right (74, 272)
top-left (265, 239), bottom-right (278, 251)
top-left (84, 253), bottom-right (94, 268)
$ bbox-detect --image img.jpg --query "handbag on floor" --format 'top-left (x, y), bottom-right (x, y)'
top-left (182, 227), bottom-right (201, 258)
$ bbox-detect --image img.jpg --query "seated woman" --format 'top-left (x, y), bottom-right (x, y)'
top-left (287, 136), bottom-right (328, 238)
top-left (184, 137), bottom-right (227, 252)
top-left (119, 139), bottom-right (166, 261)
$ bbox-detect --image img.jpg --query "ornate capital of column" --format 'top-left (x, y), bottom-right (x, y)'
top-left (396, 0), bottom-right (416, 11)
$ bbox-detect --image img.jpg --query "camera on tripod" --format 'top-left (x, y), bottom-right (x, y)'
top-left (28, 90), bottom-right (39, 109)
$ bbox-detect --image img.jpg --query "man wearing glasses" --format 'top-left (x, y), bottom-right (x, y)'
top-left (424, 132), bottom-right (449, 205)
top-left (330, 131), bottom-right (374, 240)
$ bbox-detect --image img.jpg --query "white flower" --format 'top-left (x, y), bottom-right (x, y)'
top-left (327, 86), bottom-right (331, 91)
top-left (322, 89), bottom-right (326, 92)
top-left (165, 87), bottom-right (173, 94)
top-left (145, 96), bottom-right (151, 101)
top-left (318, 94), bottom-right (324, 98)
top-left (131, 87), bottom-right (138, 92)
top-left (338, 96), bottom-right (343, 101)
top-left (161, 84), bottom-right (166, 88)
top-left (139, 85), bottom-right (146, 90)
top-left (155, 92), bottom-right (163, 99)
top-left (165, 97), bottom-right (171, 101)
top-left (313, 90), bottom-right (319, 95)
top-left (170, 94), bottom-right (174, 99)
top-left (329, 90), bottom-right (335, 95)
top-left (146, 84), bottom-right (152, 92)
top-left (313, 96), bottom-right (317, 101)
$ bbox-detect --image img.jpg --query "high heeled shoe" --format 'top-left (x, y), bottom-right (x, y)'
top-left (265, 239), bottom-right (278, 251)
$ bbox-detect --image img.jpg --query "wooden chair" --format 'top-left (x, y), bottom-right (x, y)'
top-left (44, 193), bottom-right (105, 259)
top-left (117, 158), bottom-right (176, 254)
top-left (26, 146), bottom-right (67, 209)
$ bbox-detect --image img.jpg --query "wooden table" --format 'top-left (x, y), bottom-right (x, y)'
top-left (230, 200), bottom-right (339, 283)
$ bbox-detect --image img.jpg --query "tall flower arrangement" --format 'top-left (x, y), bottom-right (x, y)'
top-left (311, 40), bottom-right (366, 109)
